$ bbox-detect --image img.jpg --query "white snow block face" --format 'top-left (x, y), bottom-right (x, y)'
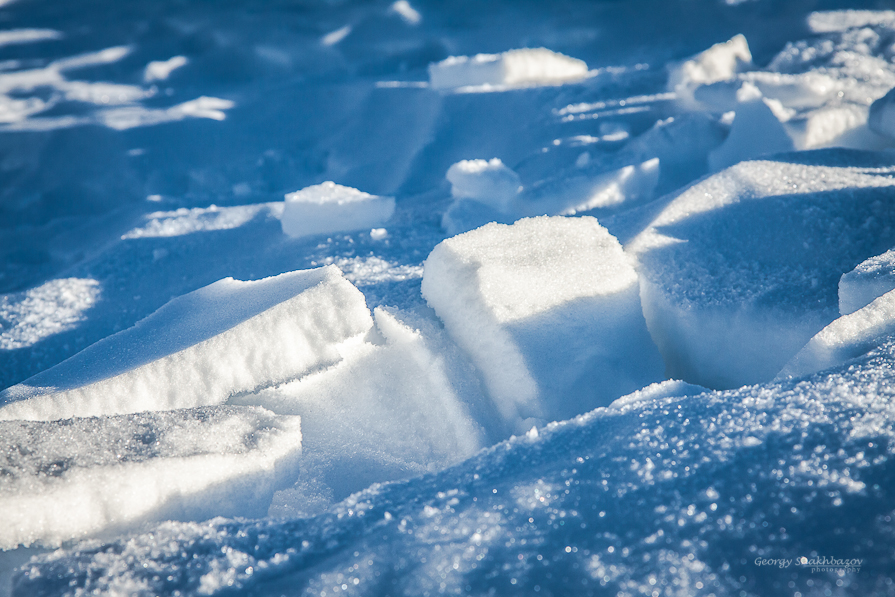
top-left (869, 87), bottom-right (895, 140)
top-left (708, 96), bottom-right (794, 171)
top-left (422, 216), bottom-right (664, 427)
top-left (280, 182), bottom-right (395, 239)
top-left (668, 35), bottom-right (752, 108)
top-left (779, 288), bottom-right (895, 379)
top-left (0, 266), bottom-right (373, 421)
top-left (446, 158), bottom-right (521, 214)
top-left (0, 406), bottom-right (301, 549)
top-left (839, 249), bottom-right (895, 316)
top-left (429, 48), bottom-right (588, 90)
top-left (630, 154), bottom-right (895, 390)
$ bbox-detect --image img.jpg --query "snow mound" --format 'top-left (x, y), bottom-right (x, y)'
top-left (668, 34), bottom-right (752, 108)
top-left (0, 278), bottom-right (100, 350)
top-left (241, 307), bottom-right (486, 512)
top-left (0, 266), bottom-right (372, 421)
top-left (630, 150), bottom-right (895, 389)
top-left (445, 158), bottom-right (521, 214)
top-left (422, 216), bottom-right (663, 428)
top-left (429, 48), bottom-right (588, 90)
top-left (281, 182), bottom-right (395, 239)
top-left (780, 288), bottom-right (895, 379)
top-left (840, 248), bottom-right (895, 316)
top-left (20, 338), bottom-right (895, 596)
top-left (0, 406), bottom-right (301, 550)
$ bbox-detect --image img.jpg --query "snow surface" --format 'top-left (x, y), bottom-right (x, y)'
top-left (4, 1), bottom-right (895, 595)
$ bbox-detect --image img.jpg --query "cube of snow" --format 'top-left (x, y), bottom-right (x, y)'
top-left (422, 216), bottom-right (664, 427)
top-left (839, 249), bottom-right (895, 316)
top-left (429, 48), bottom-right (588, 90)
top-left (0, 406), bottom-right (301, 549)
top-left (0, 266), bottom-right (372, 421)
top-left (281, 182), bottom-right (395, 239)
top-left (668, 35), bottom-right (752, 108)
top-left (779, 288), bottom-right (895, 379)
top-left (630, 152), bottom-right (895, 389)
top-left (446, 158), bottom-right (521, 213)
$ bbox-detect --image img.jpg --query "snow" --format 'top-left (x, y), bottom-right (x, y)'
top-left (445, 158), bottom-right (520, 214)
top-left (668, 35), bottom-right (752, 108)
top-left (422, 216), bottom-right (663, 428)
top-left (143, 56), bottom-right (188, 83)
top-left (869, 87), bottom-right (895, 140)
top-left (0, 267), bottom-right (372, 421)
top-left (0, 406), bottom-right (301, 550)
top-left (630, 151), bottom-right (895, 389)
top-left (429, 48), bottom-right (589, 91)
top-left (707, 91), bottom-right (795, 171)
top-left (121, 203), bottom-right (283, 239)
top-left (0, 278), bottom-right (100, 350)
top-left (839, 249), bottom-right (895, 315)
top-left (281, 182), bottom-right (395, 239)
top-left (779, 289), bottom-right (895, 379)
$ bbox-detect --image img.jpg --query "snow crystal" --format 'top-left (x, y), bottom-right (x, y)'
top-left (0, 266), bottom-right (372, 421)
top-left (0, 279), bottom-right (100, 350)
top-left (281, 182), bottom-right (395, 239)
top-left (840, 248), bottom-right (895, 315)
top-left (780, 288), bottom-right (895, 379)
top-left (630, 151), bottom-right (895, 389)
top-left (0, 406), bottom-right (301, 550)
top-left (429, 48), bottom-right (588, 90)
top-left (422, 216), bottom-right (663, 428)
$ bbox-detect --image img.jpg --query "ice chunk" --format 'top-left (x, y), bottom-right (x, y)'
top-left (630, 151), bottom-right (895, 389)
top-left (839, 249), bottom-right (895, 315)
top-left (0, 278), bottom-right (100, 350)
top-left (281, 181), bottom-right (395, 239)
top-left (422, 216), bottom-right (663, 427)
top-left (0, 406), bottom-right (301, 549)
top-left (869, 87), bottom-right (895, 140)
top-left (446, 158), bottom-right (521, 213)
top-left (429, 48), bottom-right (588, 90)
top-left (241, 308), bottom-right (485, 511)
top-left (0, 266), bottom-right (372, 421)
top-left (779, 288), bottom-right (895, 379)
top-left (708, 94), bottom-right (794, 171)
top-left (668, 35), bottom-right (752, 108)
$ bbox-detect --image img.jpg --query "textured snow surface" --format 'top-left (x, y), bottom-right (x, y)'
top-left (422, 216), bottom-right (663, 427)
top-left (631, 150), bottom-right (895, 389)
top-left (16, 340), bottom-right (895, 596)
top-left (0, 266), bottom-right (371, 421)
top-left (839, 248), bottom-right (895, 316)
top-left (0, 406), bottom-right (301, 550)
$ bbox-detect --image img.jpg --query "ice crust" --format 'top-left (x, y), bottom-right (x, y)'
top-left (0, 266), bottom-right (372, 421)
top-left (18, 338), bottom-right (895, 596)
top-left (280, 182), bottom-right (395, 239)
top-left (422, 216), bottom-right (663, 427)
top-left (0, 406), bottom-right (301, 550)
top-left (429, 48), bottom-right (588, 90)
top-left (630, 150), bottom-right (895, 389)
top-left (839, 248), bottom-right (895, 315)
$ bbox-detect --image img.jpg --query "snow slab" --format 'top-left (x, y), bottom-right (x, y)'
top-left (429, 48), bottom-right (588, 91)
top-left (0, 406), bottom-right (301, 550)
top-left (0, 266), bottom-right (372, 421)
top-left (779, 288), bottom-right (895, 379)
top-left (445, 158), bottom-right (520, 214)
top-left (840, 248), bottom-right (895, 316)
top-left (668, 34), bottom-right (752, 108)
top-left (630, 150), bottom-right (895, 389)
top-left (18, 336), bottom-right (895, 596)
top-left (281, 182), bottom-right (395, 239)
top-left (238, 307), bottom-right (488, 513)
top-left (422, 216), bottom-right (664, 428)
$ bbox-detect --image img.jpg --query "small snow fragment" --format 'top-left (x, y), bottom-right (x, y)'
top-left (281, 182), bottom-right (395, 239)
top-left (429, 48), bottom-right (588, 90)
top-left (370, 228), bottom-right (389, 241)
top-left (143, 55), bottom-right (188, 83)
top-left (322, 25), bottom-right (352, 47)
top-left (807, 10), bottom-right (895, 34)
top-left (446, 158), bottom-right (521, 213)
top-left (390, 1), bottom-right (421, 25)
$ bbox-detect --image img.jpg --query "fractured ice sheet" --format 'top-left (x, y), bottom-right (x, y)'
top-left (0, 406), bottom-right (301, 550)
top-left (0, 278), bottom-right (100, 350)
top-left (0, 266), bottom-right (372, 421)
top-left (19, 336), bottom-right (895, 596)
top-left (630, 150), bottom-right (895, 389)
top-left (422, 216), bottom-right (663, 428)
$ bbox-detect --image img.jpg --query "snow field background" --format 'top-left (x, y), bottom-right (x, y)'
top-left (2, 1), bottom-right (895, 595)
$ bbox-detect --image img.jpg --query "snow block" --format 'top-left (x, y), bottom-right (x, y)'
top-left (446, 158), bottom-right (521, 213)
top-left (0, 406), bottom-right (301, 549)
top-left (869, 87), bottom-right (895, 140)
top-left (668, 35), bottom-right (752, 108)
top-left (630, 151), bottom-right (895, 389)
top-left (280, 182), bottom-right (395, 239)
top-left (839, 249), bottom-right (895, 316)
top-left (779, 288), bottom-right (895, 379)
top-left (0, 266), bottom-right (372, 421)
top-left (422, 216), bottom-right (664, 427)
top-left (708, 94), bottom-right (794, 171)
top-left (429, 48), bottom-right (588, 90)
